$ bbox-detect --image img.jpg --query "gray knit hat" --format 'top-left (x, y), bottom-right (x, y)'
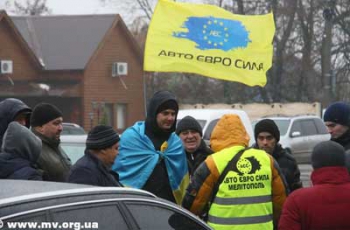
top-left (311, 141), bottom-right (345, 169)
top-left (176, 116), bottom-right (203, 136)
top-left (86, 125), bottom-right (120, 150)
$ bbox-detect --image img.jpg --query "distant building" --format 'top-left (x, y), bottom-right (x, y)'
top-left (0, 10), bottom-right (145, 132)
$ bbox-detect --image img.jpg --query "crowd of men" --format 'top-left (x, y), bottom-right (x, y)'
top-left (1, 93), bottom-right (350, 229)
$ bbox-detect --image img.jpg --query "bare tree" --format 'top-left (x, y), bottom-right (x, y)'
top-left (6, 0), bottom-right (51, 15)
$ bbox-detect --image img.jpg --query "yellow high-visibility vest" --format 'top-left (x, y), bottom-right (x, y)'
top-left (208, 146), bottom-right (273, 230)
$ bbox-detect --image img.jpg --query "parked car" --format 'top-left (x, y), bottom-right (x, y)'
top-left (177, 109), bottom-right (255, 146)
top-left (60, 135), bottom-right (86, 164)
top-left (254, 115), bottom-right (330, 163)
top-left (0, 180), bottom-right (211, 230)
top-left (61, 123), bottom-right (86, 135)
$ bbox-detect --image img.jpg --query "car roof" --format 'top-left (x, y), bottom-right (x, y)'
top-left (177, 109), bottom-right (249, 120)
top-left (0, 180), bottom-right (155, 202)
top-left (62, 122), bottom-right (83, 127)
top-left (263, 115), bottom-right (321, 120)
top-left (0, 180), bottom-right (157, 216)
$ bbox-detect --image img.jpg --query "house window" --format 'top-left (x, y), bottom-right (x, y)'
top-left (115, 103), bottom-right (127, 129)
top-left (102, 103), bottom-right (113, 126)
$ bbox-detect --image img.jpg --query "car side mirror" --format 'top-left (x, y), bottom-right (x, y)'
top-left (291, 131), bottom-right (301, 137)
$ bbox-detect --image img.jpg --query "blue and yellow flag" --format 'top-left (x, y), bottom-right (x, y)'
top-left (144, 0), bottom-right (275, 87)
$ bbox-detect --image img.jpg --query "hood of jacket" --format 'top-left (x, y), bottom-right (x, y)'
top-left (210, 114), bottom-right (250, 152)
top-left (145, 90), bottom-right (178, 136)
top-left (0, 98), bottom-right (31, 146)
top-left (2, 121), bottom-right (42, 162)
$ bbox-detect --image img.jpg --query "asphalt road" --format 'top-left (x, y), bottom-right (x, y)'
top-left (299, 164), bottom-right (313, 187)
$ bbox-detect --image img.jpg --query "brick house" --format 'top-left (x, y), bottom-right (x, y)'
top-left (0, 10), bottom-right (145, 132)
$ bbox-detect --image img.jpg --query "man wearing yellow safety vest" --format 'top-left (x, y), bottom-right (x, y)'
top-left (182, 114), bottom-right (288, 230)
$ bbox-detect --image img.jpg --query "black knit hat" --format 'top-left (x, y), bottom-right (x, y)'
top-left (254, 119), bottom-right (280, 142)
top-left (86, 125), bottom-right (120, 150)
top-left (30, 103), bottom-right (63, 127)
top-left (176, 115), bottom-right (203, 136)
top-left (323, 102), bottom-right (350, 127)
top-left (311, 141), bottom-right (345, 169)
top-left (156, 100), bottom-right (178, 114)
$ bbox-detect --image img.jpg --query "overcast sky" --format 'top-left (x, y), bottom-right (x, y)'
top-left (0, 0), bottom-right (202, 26)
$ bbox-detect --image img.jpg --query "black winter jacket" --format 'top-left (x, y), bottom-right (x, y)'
top-left (186, 140), bottom-right (213, 176)
top-left (0, 98), bottom-right (31, 147)
top-left (253, 143), bottom-right (302, 192)
top-left (68, 150), bottom-right (122, 187)
top-left (0, 122), bottom-right (42, 180)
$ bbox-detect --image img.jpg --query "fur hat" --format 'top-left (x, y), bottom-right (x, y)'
top-left (176, 116), bottom-right (203, 136)
top-left (254, 119), bottom-right (280, 142)
top-left (30, 103), bottom-right (62, 127)
top-left (86, 125), bottom-right (120, 150)
top-left (311, 141), bottom-right (345, 169)
top-left (323, 102), bottom-right (350, 127)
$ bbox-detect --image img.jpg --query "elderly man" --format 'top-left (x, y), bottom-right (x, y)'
top-left (279, 141), bottom-right (350, 229)
top-left (68, 125), bottom-right (122, 186)
top-left (113, 90), bottom-right (188, 204)
top-left (323, 101), bottom-right (350, 150)
top-left (31, 102), bottom-right (71, 182)
top-left (254, 119), bottom-right (302, 192)
top-left (183, 114), bottom-right (288, 229)
top-left (176, 115), bottom-right (213, 176)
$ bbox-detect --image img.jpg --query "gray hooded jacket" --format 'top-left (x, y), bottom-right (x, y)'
top-left (0, 122), bottom-right (42, 180)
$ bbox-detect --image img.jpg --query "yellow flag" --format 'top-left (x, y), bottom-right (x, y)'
top-left (144, 0), bottom-right (275, 87)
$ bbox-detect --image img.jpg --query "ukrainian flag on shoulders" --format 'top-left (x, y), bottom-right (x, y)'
top-left (144, 0), bottom-right (275, 87)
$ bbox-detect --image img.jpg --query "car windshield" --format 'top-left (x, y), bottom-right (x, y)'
top-left (61, 142), bottom-right (85, 164)
top-left (272, 119), bottom-right (291, 136)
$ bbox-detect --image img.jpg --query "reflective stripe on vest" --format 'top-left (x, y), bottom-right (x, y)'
top-left (208, 146), bottom-right (273, 230)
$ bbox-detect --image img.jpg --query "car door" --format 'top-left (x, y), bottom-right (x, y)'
top-left (123, 200), bottom-right (211, 230)
top-left (289, 120), bottom-right (310, 161)
top-left (50, 202), bottom-right (130, 230)
top-left (300, 119), bottom-right (320, 153)
top-left (1, 211), bottom-right (48, 230)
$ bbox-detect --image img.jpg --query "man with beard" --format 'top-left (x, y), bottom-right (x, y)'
top-left (254, 119), bottom-right (302, 192)
top-left (323, 101), bottom-right (350, 150)
top-left (31, 103), bottom-right (71, 182)
top-left (113, 90), bottom-right (189, 204)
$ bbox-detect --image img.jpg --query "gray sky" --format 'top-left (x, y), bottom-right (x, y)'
top-left (0, 0), bottom-right (202, 26)
top-left (0, 0), bottom-right (122, 16)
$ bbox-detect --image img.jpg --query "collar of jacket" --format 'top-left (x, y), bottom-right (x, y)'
top-left (85, 149), bottom-right (121, 185)
top-left (311, 166), bottom-right (350, 185)
top-left (332, 128), bottom-right (350, 148)
top-left (271, 143), bottom-right (285, 159)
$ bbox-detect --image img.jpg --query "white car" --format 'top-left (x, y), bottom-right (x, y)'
top-left (177, 109), bottom-right (255, 146)
top-left (60, 135), bottom-right (86, 164)
top-left (255, 115), bottom-right (331, 163)
top-left (61, 123), bottom-right (86, 135)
